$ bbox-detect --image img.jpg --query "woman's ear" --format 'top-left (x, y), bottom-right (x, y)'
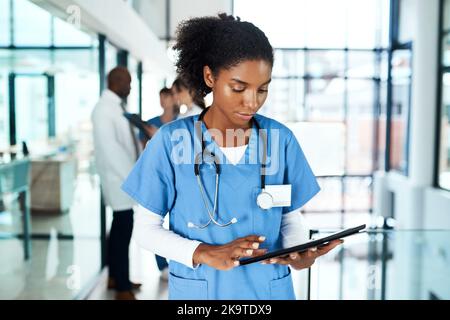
top-left (203, 66), bottom-right (215, 89)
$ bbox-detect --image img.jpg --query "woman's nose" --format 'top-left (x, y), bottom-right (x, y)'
top-left (243, 90), bottom-right (258, 111)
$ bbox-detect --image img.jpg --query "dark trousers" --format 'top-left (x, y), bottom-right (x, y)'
top-left (108, 209), bottom-right (134, 291)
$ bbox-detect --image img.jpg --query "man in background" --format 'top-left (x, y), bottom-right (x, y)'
top-left (91, 67), bottom-right (141, 300)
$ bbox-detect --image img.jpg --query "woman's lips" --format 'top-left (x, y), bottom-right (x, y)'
top-left (235, 112), bottom-right (254, 121)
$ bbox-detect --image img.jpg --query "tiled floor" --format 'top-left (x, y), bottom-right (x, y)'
top-left (0, 173), bottom-right (102, 300)
top-left (86, 240), bottom-right (169, 300)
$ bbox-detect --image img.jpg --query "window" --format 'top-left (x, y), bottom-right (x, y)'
top-left (234, 0), bottom-right (389, 49)
top-left (128, 56), bottom-right (141, 114)
top-left (0, 72), bottom-right (8, 148)
top-left (234, 0), bottom-right (389, 226)
top-left (13, 0), bottom-right (52, 46)
top-left (141, 71), bottom-right (165, 121)
top-left (389, 49), bottom-right (412, 174)
top-left (438, 0), bottom-right (450, 189)
top-left (105, 41), bottom-right (119, 75)
top-left (0, 0), bottom-right (10, 46)
top-left (15, 76), bottom-right (48, 144)
top-left (53, 16), bottom-right (94, 47)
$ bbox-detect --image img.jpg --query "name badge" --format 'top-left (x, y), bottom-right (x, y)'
top-left (265, 185), bottom-right (291, 207)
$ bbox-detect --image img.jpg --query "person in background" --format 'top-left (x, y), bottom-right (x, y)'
top-left (172, 77), bottom-right (205, 119)
top-left (139, 87), bottom-right (178, 149)
top-left (91, 66), bottom-right (142, 300)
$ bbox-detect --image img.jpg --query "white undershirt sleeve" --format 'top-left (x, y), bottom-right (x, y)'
top-left (134, 206), bottom-right (309, 269)
top-left (133, 205), bottom-right (202, 269)
top-left (280, 209), bottom-right (311, 248)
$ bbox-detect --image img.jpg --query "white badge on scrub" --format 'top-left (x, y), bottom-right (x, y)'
top-left (259, 184), bottom-right (291, 209)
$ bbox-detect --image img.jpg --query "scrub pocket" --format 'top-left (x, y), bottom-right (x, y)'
top-left (269, 270), bottom-right (296, 300)
top-left (169, 273), bottom-right (208, 300)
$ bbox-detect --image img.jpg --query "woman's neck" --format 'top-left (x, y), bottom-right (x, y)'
top-left (160, 110), bottom-right (174, 124)
top-left (203, 105), bottom-right (252, 147)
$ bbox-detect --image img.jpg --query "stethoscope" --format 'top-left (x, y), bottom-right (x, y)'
top-left (187, 108), bottom-right (274, 229)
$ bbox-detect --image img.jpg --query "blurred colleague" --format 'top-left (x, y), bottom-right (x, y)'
top-left (91, 66), bottom-right (142, 300)
top-left (172, 77), bottom-right (205, 119)
top-left (139, 87), bottom-right (178, 148)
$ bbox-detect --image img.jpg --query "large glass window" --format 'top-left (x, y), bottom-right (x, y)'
top-left (141, 71), bottom-right (165, 121)
top-left (439, 73), bottom-right (450, 189)
top-left (53, 16), bottom-right (94, 47)
top-left (0, 71), bottom-right (8, 149)
top-left (0, 0), bottom-right (102, 299)
top-left (234, 0), bottom-right (389, 227)
top-left (13, 0), bottom-right (52, 46)
top-left (128, 56), bottom-right (140, 114)
top-left (389, 49), bottom-right (412, 174)
top-left (15, 76), bottom-right (48, 144)
top-left (438, 0), bottom-right (450, 190)
top-left (0, 0), bottom-right (10, 46)
top-left (234, 0), bottom-right (389, 49)
top-left (105, 41), bottom-right (119, 76)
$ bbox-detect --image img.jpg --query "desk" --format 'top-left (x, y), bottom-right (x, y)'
top-left (0, 159), bottom-right (31, 260)
top-left (30, 156), bottom-right (76, 213)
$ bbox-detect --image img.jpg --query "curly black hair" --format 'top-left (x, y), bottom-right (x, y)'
top-left (173, 13), bottom-right (274, 98)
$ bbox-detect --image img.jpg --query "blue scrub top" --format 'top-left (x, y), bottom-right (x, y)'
top-left (122, 113), bottom-right (320, 300)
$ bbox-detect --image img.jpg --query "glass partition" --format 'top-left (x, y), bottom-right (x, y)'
top-left (438, 0), bottom-right (450, 190)
top-left (0, 0), bottom-right (101, 300)
top-left (307, 229), bottom-right (450, 300)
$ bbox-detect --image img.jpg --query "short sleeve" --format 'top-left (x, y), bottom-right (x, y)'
top-left (282, 132), bottom-right (320, 213)
top-left (121, 129), bottom-right (175, 217)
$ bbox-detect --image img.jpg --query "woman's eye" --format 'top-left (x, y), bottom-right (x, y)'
top-left (232, 88), bottom-right (245, 93)
top-left (258, 88), bottom-right (268, 93)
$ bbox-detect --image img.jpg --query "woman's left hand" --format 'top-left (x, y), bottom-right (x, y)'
top-left (262, 239), bottom-right (343, 270)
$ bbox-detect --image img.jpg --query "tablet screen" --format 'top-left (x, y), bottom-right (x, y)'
top-left (239, 224), bottom-right (366, 266)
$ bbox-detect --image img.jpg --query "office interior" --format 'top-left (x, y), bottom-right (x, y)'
top-left (0, 0), bottom-right (448, 300)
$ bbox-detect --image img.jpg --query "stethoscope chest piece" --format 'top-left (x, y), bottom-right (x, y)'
top-left (257, 190), bottom-right (273, 210)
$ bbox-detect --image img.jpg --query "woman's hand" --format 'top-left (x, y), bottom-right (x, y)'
top-left (193, 235), bottom-right (267, 270)
top-left (262, 239), bottom-right (343, 270)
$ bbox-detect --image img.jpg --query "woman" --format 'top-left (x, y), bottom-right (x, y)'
top-left (122, 13), bottom-right (342, 300)
top-left (172, 77), bottom-right (205, 119)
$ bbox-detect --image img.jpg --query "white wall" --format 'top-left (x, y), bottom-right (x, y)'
top-left (134, 0), bottom-right (232, 39)
top-left (133, 0), bottom-right (167, 39)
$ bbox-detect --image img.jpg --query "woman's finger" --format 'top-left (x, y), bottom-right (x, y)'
top-left (232, 247), bottom-right (257, 258)
top-left (239, 240), bottom-right (263, 250)
top-left (317, 240), bottom-right (343, 255)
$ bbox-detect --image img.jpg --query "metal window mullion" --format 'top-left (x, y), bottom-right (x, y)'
top-left (138, 61), bottom-right (143, 116)
top-left (8, 73), bottom-right (16, 146)
top-left (47, 75), bottom-right (55, 138)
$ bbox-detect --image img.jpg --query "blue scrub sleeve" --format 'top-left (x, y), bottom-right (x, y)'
top-left (283, 132), bottom-right (321, 213)
top-left (121, 129), bottom-right (175, 217)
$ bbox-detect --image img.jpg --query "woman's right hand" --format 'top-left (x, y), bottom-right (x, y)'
top-left (193, 235), bottom-right (267, 270)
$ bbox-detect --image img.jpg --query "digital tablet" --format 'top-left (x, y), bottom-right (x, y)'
top-left (123, 113), bottom-right (151, 139)
top-left (239, 224), bottom-right (366, 266)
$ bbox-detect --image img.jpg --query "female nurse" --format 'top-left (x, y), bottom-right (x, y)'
top-left (122, 13), bottom-right (343, 300)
